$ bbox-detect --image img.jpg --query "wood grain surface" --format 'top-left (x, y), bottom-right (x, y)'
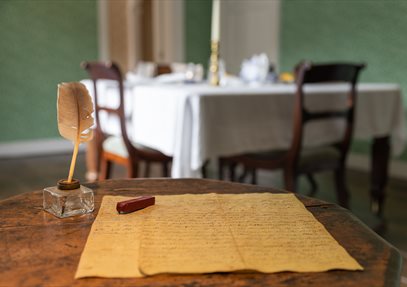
top-left (0, 178), bottom-right (402, 287)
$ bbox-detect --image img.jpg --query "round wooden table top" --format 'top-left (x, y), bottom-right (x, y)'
top-left (0, 178), bottom-right (402, 287)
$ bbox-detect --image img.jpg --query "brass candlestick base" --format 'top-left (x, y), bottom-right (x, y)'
top-left (209, 41), bottom-right (220, 86)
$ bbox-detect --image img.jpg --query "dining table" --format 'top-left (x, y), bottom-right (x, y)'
top-left (82, 79), bottom-right (406, 218)
top-left (0, 178), bottom-right (403, 286)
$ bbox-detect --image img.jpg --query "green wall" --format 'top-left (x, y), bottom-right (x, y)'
top-left (280, 0), bottom-right (407, 160)
top-left (0, 0), bottom-right (98, 142)
top-left (280, 0), bottom-right (407, 98)
top-left (185, 0), bottom-right (211, 69)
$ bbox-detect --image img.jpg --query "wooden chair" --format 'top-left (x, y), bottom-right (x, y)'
top-left (156, 63), bottom-right (172, 75)
top-left (219, 61), bottom-right (365, 207)
top-left (81, 61), bottom-right (172, 180)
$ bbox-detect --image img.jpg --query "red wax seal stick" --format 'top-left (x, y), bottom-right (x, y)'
top-left (116, 196), bottom-right (155, 214)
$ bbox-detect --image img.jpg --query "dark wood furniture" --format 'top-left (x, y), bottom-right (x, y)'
top-left (156, 63), bottom-right (172, 75)
top-left (0, 179), bottom-right (402, 286)
top-left (81, 61), bottom-right (172, 180)
top-left (219, 62), bottom-right (365, 209)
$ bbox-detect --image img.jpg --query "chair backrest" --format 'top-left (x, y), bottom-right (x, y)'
top-left (156, 63), bottom-right (172, 75)
top-left (81, 61), bottom-right (136, 158)
top-left (135, 61), bottom-right (172, 77)
top-left (289, 61), bottom-right (365, 165)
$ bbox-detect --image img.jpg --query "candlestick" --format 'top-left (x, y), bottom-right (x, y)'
top-left (211, 0), bottom-right (220, 41)
top-left (209, 40), bottom-right (220, 86)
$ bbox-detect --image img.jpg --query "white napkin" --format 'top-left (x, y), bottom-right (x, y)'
top-left (239, 53), bottom-right (270, 84)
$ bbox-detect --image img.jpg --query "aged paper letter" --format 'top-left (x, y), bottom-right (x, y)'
top-left (75, 195), bottom-right (146, 278)
top-left (76, 193), bottom-right (362, 278)
top-left (139, 193), bottom-right (362, 275)
top-left (138, 194), bottom-right (246, 275)
top-left (217, 193), bottom-right (362, 272)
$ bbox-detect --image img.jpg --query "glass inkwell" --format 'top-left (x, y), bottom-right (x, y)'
top-left (43, 179), bottom-right (94, 218)
top-left (43, 82), bottom-right (95, 218)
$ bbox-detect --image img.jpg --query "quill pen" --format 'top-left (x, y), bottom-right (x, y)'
top-left (57, 82), bottom-right (94, 183)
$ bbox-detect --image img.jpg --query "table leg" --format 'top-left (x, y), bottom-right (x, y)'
top-left (370, 136), bottom-right (390, 218)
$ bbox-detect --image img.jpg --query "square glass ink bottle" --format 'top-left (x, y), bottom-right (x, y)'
top-left (43, 179), bottom-right (94, 218)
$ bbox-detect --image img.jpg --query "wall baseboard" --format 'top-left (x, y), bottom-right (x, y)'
top-left (0, 138), bottom-right (85, 158)
top-left (0, 139), bottom-right (406, 181)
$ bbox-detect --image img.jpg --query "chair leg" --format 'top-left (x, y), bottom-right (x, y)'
top-left (128, 162), bottom-right (139, 178)
top-left (284, 168), bottom-right (298, 192)
top-left (251, 168), bottom-right (257, 185)
top-left (306, 173), bottom-right (318, 196)
top-left (334, 167), bottom-right (349, 208)
top-left (162, 162), bottom-right (169, 177)
top-left (144, 161), bottom-right (151, 177)
top-left (218, 159), bottom-right (225, 180)
top-left (201, 160), bottom-right (209, 178)
top-left (99, 157), bottom-right (112, 180)
top-left (229, 163), bottom-right (237, 181)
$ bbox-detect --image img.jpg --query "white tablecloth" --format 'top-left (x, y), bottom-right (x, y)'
top-left (82, 81), bottom-right (406, 178)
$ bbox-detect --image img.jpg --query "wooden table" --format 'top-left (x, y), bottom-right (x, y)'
top-left (0, 179), bottom-right (402, 286)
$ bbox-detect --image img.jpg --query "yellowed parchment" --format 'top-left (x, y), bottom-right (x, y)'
top-left (75, 195), bottom-right (146, 278)
top-left (138, 193), bottom-right (363, 275)
top-left (76, 193), bottom-right (362, 279)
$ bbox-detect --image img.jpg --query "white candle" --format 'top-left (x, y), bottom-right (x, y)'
top-left (211, 0), bottom-right (220, 42)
